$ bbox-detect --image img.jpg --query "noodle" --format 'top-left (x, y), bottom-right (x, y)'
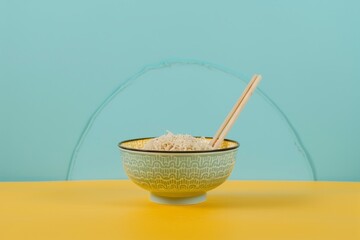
top-left (143, 131), bottom-right (214, 151)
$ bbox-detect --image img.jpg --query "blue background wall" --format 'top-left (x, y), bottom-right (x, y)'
top-left (1, 0), bottom-right (359, 181)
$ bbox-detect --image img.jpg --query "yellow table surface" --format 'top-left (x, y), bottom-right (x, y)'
top-left (0, 180), bottom-right (359, 240)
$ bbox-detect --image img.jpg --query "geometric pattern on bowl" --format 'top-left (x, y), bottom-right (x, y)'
top-left (119, 138), bottom-right (239, 198)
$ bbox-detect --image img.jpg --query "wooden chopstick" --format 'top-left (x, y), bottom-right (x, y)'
top-left (211, 74), bottom-right (262, 148)
top-left (210, 75), bottom-right (258, 147)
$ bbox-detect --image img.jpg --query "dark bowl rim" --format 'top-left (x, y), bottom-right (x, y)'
top-left (118, 137), bottom-right (239, 154)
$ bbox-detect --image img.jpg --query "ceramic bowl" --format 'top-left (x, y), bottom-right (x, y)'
top-left (118, 137), bottom-right (239, 205)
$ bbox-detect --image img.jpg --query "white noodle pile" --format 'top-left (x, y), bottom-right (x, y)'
top-left (143, 131), bottom-right (214, 151)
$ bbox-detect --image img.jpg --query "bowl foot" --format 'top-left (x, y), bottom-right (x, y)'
top-left (150, 193), bottom-right (206, 205)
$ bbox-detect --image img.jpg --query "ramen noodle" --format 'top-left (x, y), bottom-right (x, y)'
top-left (143, 132), bottom-right (214, 151)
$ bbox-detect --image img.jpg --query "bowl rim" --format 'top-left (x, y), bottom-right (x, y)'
top-left (118, 137), bottom-right (239, 154)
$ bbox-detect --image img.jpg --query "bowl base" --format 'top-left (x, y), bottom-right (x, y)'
top-left (150, 193), bottom-right (206, 205)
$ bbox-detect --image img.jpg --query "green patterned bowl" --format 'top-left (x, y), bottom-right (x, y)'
top-left (118, 137), bottom-right (239, 205)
